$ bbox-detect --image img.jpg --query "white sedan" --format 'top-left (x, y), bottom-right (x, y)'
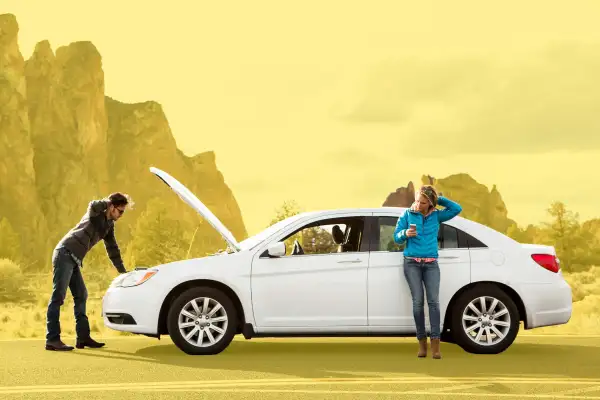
top-left (102, 167), bottom-right (573, 355)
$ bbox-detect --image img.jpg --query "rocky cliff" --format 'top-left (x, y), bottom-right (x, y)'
top-left (0, 15), bottom-right (50, 267)
top-left (104, 97), bottom-right (247, 251)
top-left (25, 40), bottom-right (110, 249)
top-left (0, 14), bottom-right (247, 270)
top-left (383, 173), bottom-right (516, 234)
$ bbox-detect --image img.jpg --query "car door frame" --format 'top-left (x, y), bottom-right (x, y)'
top-left (249, 211), bottom-right (373, 333)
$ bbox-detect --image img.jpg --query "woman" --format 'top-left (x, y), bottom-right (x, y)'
top-left (393, 185), bottom-right (462, 359)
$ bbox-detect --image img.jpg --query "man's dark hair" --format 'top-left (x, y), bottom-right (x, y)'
top-left (107, 192), bottom-right (133, 208)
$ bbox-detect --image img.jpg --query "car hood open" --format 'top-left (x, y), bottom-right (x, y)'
top-left (149, 166), bottom-right (241, 252)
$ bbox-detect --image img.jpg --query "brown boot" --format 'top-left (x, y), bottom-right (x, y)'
top-left (417, 338), bottom-right (427, 358)
top-left (431, 338), bottom-right (441, 359)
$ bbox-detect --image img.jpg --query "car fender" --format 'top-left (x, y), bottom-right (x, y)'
top-left (153, 255), bottom-right (255, 332)
top-left (443, 276), bottom-right (531, 330)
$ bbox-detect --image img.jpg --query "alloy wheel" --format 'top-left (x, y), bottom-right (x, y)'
top-left (461, 296), bottom-right (511, 346)
top-left (178, 297), bottom-right (229, 347)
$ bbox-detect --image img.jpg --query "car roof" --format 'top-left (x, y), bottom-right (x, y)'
top-left (292, 206), bottom-right (469, 231)
top-left (294, 207), bottom-right (406, 217)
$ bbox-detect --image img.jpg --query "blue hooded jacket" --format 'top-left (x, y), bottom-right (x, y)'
top-left (393, 196), bottom-right (463, 258)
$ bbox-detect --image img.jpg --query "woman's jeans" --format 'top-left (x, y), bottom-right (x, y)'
top-left (46, 247), bottom-right (90, 342)
top-left (403, 257), bottom-right (441, 340)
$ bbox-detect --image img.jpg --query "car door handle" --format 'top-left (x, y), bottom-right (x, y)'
top-left (337, 259), bottom-right (362, 264)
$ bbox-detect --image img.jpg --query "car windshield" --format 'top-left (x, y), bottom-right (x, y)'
top-left (237, 213), bottom-right (307, 251)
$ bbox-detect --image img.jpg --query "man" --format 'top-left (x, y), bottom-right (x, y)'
top-left (45, 193), bottom-right (132, 351)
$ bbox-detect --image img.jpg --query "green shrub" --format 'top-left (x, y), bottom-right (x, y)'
top-left (0, 259), bottom-right (31, 303)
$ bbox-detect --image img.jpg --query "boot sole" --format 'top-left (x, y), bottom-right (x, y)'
top-left (76, 344), bottom-right (105, 349)
top-left (45, 346), bottom-right (73, 351)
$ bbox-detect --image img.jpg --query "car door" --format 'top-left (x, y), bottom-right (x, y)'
top-left (436, 222), bottom-right (472, 327)
top-left (250, 213), bottom-right (371, 330)
top-left (368, 213), bottom-right (471, 333)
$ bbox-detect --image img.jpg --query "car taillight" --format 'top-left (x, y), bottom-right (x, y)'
top-left (531, 253), bottom-right (560, 273)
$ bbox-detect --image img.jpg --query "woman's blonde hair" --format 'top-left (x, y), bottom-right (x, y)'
top-left (419, 185), bottom-right (438, 208)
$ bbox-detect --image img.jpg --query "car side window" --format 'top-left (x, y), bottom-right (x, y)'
top-left (439, 224), bottom-right (487, 249)
top-left (439, 224), bottom-right (459, 249)
top-left (377, 217), bottom-right (405, 252)
top-left (278, 216), bottom-right (366, 256)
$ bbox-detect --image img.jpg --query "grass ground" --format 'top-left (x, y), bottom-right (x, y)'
top-left (1, 335), bottom-right (600, 399)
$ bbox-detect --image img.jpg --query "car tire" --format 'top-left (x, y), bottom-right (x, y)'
top-left (451, 284), bottom-right (520, 354)
top-left (167, 286), bottom-right (238, 355)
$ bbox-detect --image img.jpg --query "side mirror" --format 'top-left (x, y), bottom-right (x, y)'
top-left (267, 242), bottom-right (286, 257)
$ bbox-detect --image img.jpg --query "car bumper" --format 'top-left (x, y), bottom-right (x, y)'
top-left (102, 284), bottom-right (162, 335)
top-left (520, 277), bottom-right (573, 329)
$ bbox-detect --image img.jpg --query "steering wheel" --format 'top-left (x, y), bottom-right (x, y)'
top-left (292, 239), bottom-right (304, 255)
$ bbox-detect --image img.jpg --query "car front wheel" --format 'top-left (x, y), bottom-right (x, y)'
top-left (451, 284), bottom-right (520, 354)
top-left (167, 287), bottom-right (237, 355)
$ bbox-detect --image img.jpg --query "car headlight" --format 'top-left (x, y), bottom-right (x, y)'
top-left (110, 268), bottom-right (158, 288)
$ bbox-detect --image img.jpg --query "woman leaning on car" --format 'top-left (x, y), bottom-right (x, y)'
top-left (393, 185), bottom-right (462, 359)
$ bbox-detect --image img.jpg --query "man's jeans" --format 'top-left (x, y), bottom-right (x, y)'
top-left (46, 247), bottom-right (90, 342)
top-left (403, 257), bottom-right (441, 340)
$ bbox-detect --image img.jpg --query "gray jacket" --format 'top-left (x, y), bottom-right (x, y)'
top-left (56, 200), bottom-right (126, 273)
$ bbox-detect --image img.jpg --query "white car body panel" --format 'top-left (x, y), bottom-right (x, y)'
top-left (102, 168), bottom-right (572, 345)
top-left (250, 211), bottom-right (370, 331)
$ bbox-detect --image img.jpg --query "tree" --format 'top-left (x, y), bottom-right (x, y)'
top-left (541, 201), bottom-right (587, 272)
top-left (269, 200), bottom-right (302, 226)
top-left (506, 222), bottom-right (542, 244)
top-left (299, 225), bottom-right (339, 254)
top-left (0, 258), bottom-right (27, 303)
top-left (0, 217), bottom-right (22, 263)
top-left (268, 200), bottom-right (303, 254)
top-left (125, 198), bottom-right (190, 267)
top-left (581, 219), bottom-right (600, 266)
top-left (185, 218), bottom-right (228, 258)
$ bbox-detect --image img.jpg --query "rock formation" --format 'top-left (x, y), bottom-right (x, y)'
top-left (0, 14), bottom-right (247, 270)
top-left (0, 15), bottom-right (50, 268)
top-left (383, 173), bottom-right (516, 234)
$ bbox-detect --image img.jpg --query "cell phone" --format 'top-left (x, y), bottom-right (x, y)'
top-left (410, 224), bottom-right (416, 230)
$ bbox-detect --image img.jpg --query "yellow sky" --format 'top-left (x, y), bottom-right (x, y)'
top-left (4, 1), bottom-right (600, 236)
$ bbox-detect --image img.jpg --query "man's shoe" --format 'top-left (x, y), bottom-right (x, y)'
top-left (76, 337), bottom-right (105, 349)
top-left (45, 340), bottom-right (74, 351)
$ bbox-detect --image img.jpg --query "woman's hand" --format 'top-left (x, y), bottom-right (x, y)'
top-left (406, 226), bottom-right (417, 237)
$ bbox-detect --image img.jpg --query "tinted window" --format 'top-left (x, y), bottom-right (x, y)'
top-left (440, 224), bottom-right (459, 249)
top-left (467, 233), bottom-right (487, 248)
top-left (441, 224), bottom-right (487, 249)
top-left (377, 216), bottom-right (404, 252)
